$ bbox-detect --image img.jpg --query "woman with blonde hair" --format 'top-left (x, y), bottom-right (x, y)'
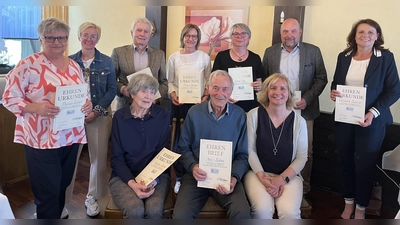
top-left (244, 73), bottom-right (307, 219)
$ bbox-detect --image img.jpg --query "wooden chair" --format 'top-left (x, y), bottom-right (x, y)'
top-left (104, 118), bottom-right (178, 219)
top-left (177, 118), bottom-right (228, 219)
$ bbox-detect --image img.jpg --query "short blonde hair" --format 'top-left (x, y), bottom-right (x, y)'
top-left (257, 73), bottom-right (295, 109)
top-left (78, 22), bottom-right (101, 40)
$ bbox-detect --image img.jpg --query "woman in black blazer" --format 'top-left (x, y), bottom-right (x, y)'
top-left (330, 19), bottom-right (400, 219)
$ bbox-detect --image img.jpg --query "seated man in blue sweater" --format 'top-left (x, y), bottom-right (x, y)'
top-left (172, 70), bottom-right (250, 219)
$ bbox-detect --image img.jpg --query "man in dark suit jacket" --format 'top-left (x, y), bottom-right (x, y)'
top-left (262, 18), bottom-right (327, 211)
top-left (111, 17), bottom-right (170, 110)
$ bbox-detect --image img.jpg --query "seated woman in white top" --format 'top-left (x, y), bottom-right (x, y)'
top-left (244, 73), bottom-right (307, 219)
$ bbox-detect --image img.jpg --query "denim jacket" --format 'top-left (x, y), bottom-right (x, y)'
top-left (69, 48), bottom-right (117, 116)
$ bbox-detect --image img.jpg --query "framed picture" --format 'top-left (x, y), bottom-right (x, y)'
top-left (185, 6), bottom-right (249, 60)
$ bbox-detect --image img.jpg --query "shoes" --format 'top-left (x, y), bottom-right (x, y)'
top-left (174, 181), bottom-right (181, 194)
top-left (33, 207), bottom-right (69, 219)
top-left (85, 195), bottom-right (100, 217)
top-left (301, 197), bottom-right (313, 211)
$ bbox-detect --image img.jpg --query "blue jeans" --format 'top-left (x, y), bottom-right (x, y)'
top-left (109, 173), bottom-right (170, 219)
top-left (172, 173), bottom-right (251, 219)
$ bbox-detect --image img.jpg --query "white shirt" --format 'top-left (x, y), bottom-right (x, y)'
top-left (280, 44), bottom-right (300, 91)
top-left (166, 50), bottom-right (211, 96)
top-left (346, 58), bottom-right (369, 87)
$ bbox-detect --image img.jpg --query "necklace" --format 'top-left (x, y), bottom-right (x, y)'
top-left (131, 108), bottom-right (151, 120)
top-left (269, 117), bottom-right (285, 156)
top-left (231, 49), bottom-right (248, 61)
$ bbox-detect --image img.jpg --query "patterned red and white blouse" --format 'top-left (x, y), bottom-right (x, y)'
top-left (2, 52), bottom-right (88, 149)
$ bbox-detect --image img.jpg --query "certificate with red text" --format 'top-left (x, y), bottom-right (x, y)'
top-left (53, 84), bottom-right (87, 131)
top-left (198, 139), bottom-right (232, 190)
top-left (334, 85), bottom-right (366, 125)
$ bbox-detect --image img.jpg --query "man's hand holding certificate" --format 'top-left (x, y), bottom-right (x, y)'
top-left (334, 85), bottom-right (366, 125)
top-left (198, 139), bottom-right (232, 190)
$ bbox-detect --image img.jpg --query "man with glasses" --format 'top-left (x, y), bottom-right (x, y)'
top-left (111, 17), bottom-right (169, 110)
top-left (262, 18), bottom-right (328, 214)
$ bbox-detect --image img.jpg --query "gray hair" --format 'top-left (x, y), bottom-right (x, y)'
top-left (208, 70), bottom-right (234, 91)
top-left (131, 17), bottom-right (153, 32)
top-left (38, 17), bottom-right (70, 38)
top-left (257, 73), bottom-right (295, 109)
top-left (78, 22), bottom-right (101, 40)
top-left (229, 23), bottom-right (251, 39)
top-left (127, 74), bottom-right (159, 96)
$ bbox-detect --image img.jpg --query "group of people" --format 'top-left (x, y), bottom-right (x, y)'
top-left (2, 14), bottom-right (399, 220)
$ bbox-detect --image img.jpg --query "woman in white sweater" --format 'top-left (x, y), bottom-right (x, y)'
top-left (244, 73), bottom-right (308, 219)
top-left (167, 24), bottom-right (211, 193)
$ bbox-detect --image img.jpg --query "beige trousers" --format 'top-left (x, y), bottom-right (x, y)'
top-left (66, 109), bottom-right (112, 202)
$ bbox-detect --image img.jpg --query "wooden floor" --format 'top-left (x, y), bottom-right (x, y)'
top-left (1, 147), bottom-right (398, 219)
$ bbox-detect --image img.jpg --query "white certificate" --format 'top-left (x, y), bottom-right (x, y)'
top-left (228, 67), bottom-right (254, 101)
top-left (198, 139), bottom-right (232, 190)
top-left (334, 85), bottom-right (366, 125)
top-left (178, 72), bottom-right (202, 104)
top-left (126, 67), bottom-right (161, 99)
top-left (135, 148), bottom-right (181, 186)
top-left (53, 84), bottom-right (87, 131)
top-left (294, 91), bottom-right (301, 115)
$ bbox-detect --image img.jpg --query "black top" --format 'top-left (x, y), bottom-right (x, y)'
top-left (212, 49), bottom-right (266, 112)
top-left (256, 107), bottom-right (294, 174)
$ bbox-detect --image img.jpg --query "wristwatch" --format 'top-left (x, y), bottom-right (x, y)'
top-left (281, 175), bottom-right (290, 184)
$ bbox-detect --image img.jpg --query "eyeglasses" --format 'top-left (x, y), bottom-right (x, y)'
top-left (42, 36), bottom-right (68, 43)
top-left (82, 33), bottom-right (98, 40)
top-left (184, 34), bottom-right (198, 40)
top-left (232, 32), bottom-right (249, 38)
top-left (84, 68), bottom-right (90, 83)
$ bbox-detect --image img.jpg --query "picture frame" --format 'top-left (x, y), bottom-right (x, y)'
top-left (185, 6), bottom-right (249, 60)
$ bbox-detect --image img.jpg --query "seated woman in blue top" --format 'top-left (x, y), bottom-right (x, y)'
top-left (109, 74), bottom-right (171, 219)
top-left (244, 73), bottom-right (308, 219)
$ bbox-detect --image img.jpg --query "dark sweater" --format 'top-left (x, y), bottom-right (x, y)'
top-left (110, 104), bottom-right (170, 184)
top-left (212, 49), bottom-right (266, 112)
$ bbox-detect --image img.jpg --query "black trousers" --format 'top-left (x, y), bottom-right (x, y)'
top-left (24, 143), bottom-right (79, 219)
top-left (335, 122), bottom-right (385, 207)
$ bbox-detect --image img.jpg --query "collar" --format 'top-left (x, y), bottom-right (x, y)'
top-left (344, 48), bottom-right (382, 57)
top-left (207, 100), bottom-right (229, 116)
top-left (74, 48), bottom-right (102, 63)
top-left (133, 43), bottom-right (148, 53)
top-left (281, 43), bottom-right (300, 53)
top-left (122, 104), bottom-right (158, 120)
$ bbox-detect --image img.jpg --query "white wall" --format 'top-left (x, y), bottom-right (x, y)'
top-left (68, 4), bottom-right (145, 56)
top-left (303, 5), bottom-right (400, 123)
